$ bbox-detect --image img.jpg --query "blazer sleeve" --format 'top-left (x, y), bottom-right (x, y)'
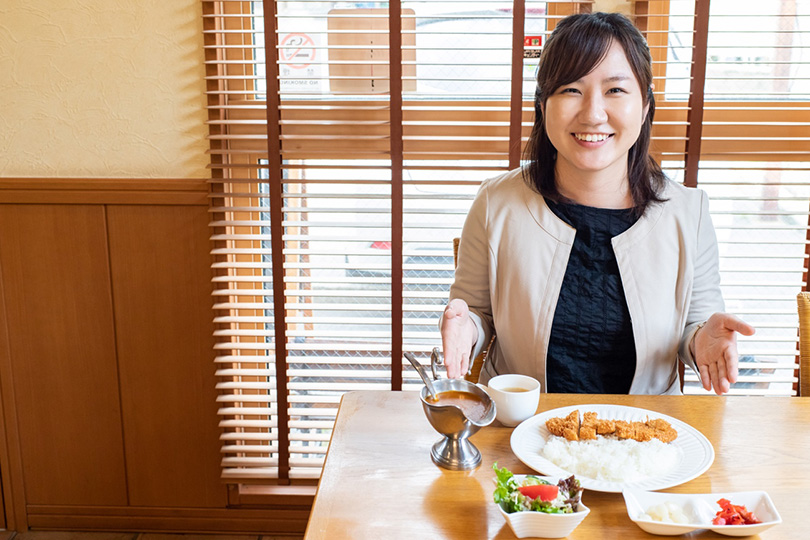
top-left (449, 181), bottom-right (494, 359)
top-left (678, 189), bottom-right (725, 374)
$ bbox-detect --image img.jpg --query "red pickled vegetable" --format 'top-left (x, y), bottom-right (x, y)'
top-left (711, 498), bottom-right (762, 526)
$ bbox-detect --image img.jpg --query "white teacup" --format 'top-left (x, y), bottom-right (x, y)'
top-left (484, 374), bottom-right (541, 427)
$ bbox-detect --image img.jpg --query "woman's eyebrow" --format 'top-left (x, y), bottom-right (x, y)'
top-left (603, 75), bottom-right (632, 83)
top-left (569, 74), bottom-right (632, 84)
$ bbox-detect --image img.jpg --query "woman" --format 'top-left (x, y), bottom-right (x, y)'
top-left (441, 12), bottom-right (754, 395)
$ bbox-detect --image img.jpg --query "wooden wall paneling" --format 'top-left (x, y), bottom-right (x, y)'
top-left (0, 178), bottom-right (208, 206)
top-left (0, 461), bottom-right (5, 528)
top-left (106, 204), bottom-right (226, 508)
top-left (26, 505), bottom-right (311, 534)
top-left (0, 248), bottom-right (24, 529)
top-left (0, 204), bottom-right (128, 507)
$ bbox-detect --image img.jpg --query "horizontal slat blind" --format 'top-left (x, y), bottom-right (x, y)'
top-left (671, 0), bottom-right (810, 395)
top-left (635, 0), bottom-right (810, 396)
top-left (206, 0), bottom-right (293, 482)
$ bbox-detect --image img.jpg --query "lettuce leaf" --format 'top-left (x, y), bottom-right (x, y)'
top-left (493, 464), bottom-right (582, 514)
top-left (557, 474), bottom-right (583, 508)
top-left (492, 463), bottom-right (522, 513)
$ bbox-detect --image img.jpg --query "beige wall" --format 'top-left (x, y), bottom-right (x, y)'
top-left (593, 0), bottom-right (634, 15)
top-left (0, 0), bottom-right (209, 178)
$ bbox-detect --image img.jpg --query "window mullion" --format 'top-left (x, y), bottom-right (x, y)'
top-left (684, 0), bottom-right (711, 188)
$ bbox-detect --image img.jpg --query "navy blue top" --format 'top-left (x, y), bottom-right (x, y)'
top-left (544, 198), bottom-right (638, 394)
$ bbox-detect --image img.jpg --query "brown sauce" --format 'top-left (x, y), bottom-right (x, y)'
top-left (499, 387), bottom-right (530, 392)
top-left (428, 390), bottom-right (488, 422)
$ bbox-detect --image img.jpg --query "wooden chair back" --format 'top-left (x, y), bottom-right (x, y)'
top-left (796, 292), bottom-right (810, 396)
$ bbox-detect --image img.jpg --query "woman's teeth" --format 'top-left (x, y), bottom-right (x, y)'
top-left (574, 133), bottom-right (610, 142)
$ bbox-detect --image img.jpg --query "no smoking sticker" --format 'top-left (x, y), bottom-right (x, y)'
top-left (280, 33), bottom-right (316, 69)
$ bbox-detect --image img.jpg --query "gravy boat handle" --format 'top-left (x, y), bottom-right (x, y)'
top-left (431, 346), bottom-right (475, 379)
top-left (430, 347), bottom-right (443, 380)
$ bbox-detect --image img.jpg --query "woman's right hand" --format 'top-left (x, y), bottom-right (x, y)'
top-left (440, 298), bottom-right (478, 378)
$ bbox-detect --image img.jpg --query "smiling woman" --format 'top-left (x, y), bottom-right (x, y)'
top-left (441, 12), bottom-right (756, 396)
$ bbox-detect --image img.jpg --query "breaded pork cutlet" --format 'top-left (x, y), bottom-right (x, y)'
top-left (628, 420), bottom-right (656, 442)
top-left (579, 411), bottom-right (598, 440)
top-left (545, 410), bottom-right (580, 441)
top-left (646, 418), bottom-right (678, 443)
top-left (562, 410), bottom-right (580, 441)
top-left (614, 420), bottom-right (651, 441)
top-left (613, 419), bottom-right (676, 443)
top-left (545, 417), bottom-right (567, 438)
top-left (544, 411), bottom-right (678, 443)
top-left (595, 418), bottom-right (616, 435)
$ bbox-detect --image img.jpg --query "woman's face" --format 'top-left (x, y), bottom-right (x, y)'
top-left (542, 40), bottom-right (648, 183)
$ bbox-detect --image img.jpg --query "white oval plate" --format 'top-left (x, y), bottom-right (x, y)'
top-left (623, 488), bottom-right (781, 536)
top-left (510, 404), bottom-right (714, 492)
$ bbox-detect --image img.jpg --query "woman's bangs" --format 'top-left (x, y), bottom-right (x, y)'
top-left (544, 28), bottom-right (613, 93)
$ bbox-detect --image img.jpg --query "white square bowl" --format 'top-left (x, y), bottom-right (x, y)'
top-left (497, 475), bottom-right (590, 538)
top-left (622, 488), bottom-right (782, 536)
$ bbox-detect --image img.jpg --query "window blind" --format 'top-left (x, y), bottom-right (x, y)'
top-left (203, 0), bottom-right (809, 486)
top-left (652, 0), bottom-right (810, 395)
top-left (204, 0), bottom-right (578, 484)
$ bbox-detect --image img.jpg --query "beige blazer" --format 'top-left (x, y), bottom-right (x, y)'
top-left (450, 168), bottom-right (724, 394)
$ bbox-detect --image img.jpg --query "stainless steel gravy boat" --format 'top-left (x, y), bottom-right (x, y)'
top-left (413, 349), bottom-right (496, 470)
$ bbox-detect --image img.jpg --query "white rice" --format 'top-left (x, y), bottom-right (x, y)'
top-left (541, 435), bottom-right (680, 483)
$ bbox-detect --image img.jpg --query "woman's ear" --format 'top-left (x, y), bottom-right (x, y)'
top-left (534, 87), bottom-right (543, 118)
top-left (644, 83), bottom-right (654, 118)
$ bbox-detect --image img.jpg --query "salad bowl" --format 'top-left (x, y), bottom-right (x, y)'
top-left (495, 472), bottom-right (590, 538)
top-left (498, 500), bottom-right (590, 539)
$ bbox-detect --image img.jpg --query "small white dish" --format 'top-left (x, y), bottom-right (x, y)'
top-left (623, 488), bottom-right (782, 537)
top-left (497, 475), bottom-right (590, 538)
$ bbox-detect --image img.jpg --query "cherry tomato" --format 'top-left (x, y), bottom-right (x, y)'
top-left (517, 484), bottom-right (559, 502)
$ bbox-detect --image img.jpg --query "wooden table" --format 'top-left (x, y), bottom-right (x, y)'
top-left (304, 391), bottom-right (809, 539)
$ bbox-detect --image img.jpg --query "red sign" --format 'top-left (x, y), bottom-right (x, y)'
top-left (524, 35), bottom-right (543, 48)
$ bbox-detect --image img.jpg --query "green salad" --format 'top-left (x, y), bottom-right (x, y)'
top-left (493, 463), bottom-right (583, 514)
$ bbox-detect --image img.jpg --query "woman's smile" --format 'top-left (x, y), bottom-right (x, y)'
top-left (572, 132), bottom-right (614, 144)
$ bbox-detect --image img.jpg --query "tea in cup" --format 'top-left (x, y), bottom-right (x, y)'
top-left (485, 374), bottom-right (541, 427)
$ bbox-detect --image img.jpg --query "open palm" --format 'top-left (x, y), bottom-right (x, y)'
top-left (694, 312), bottom-right (756, 395)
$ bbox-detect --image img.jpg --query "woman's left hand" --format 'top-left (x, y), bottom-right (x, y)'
top-left (693, 312), bottom-right (756, 395)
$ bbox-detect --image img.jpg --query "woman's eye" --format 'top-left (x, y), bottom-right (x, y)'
top-left (560, 88), bottom-right (579, 94)
top-left (607, 87), bottom-right (627, 94)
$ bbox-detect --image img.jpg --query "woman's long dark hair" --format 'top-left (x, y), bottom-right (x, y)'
top-left (523, 12), bottom-right (667, 215)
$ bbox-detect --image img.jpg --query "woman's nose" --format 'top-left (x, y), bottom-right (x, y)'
top-left (578, 94), bottom-right (608, 125)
